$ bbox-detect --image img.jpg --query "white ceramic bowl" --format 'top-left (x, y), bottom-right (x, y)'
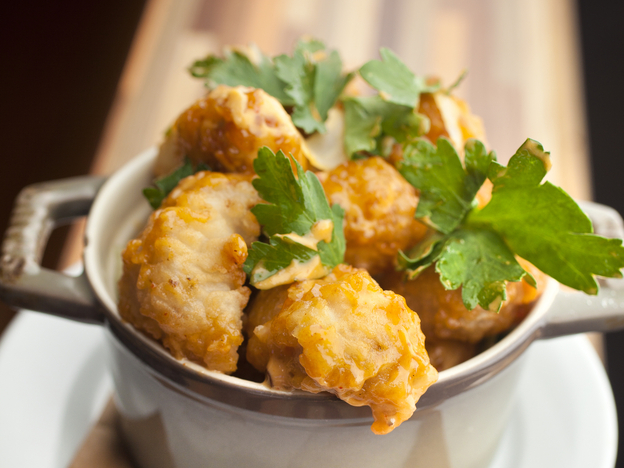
top-left (2, 147), bottom-right (624, 468)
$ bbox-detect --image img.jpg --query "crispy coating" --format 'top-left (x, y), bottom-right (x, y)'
top-left (244, 285), bottom-right (290, 371)
top-left (118, 171), bottom-right (261, 373)
top-left (318, 157), bottom-right (427, 276)
top-left (379, 263), bottom-right (546, 344)
top-left (155, 85), bottom-right (310, 176)
top-left (249, 264), bottom-right (438, 434)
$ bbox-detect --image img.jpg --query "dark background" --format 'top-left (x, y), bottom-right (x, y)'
top-left (0, 1), bottom-right (147, 330)
top-left (578, 1), bottom-right (624, 466)
top-left (1, 0), bottom-right (623, 464)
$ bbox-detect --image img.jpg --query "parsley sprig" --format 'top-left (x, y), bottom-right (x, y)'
top-left (399, 137), bottom-right (624, 311)
top-left (143, 158), bottom-right (209, 209)
top-left (189, 39), bottom-right (353, 134)
top-left (343, 48), bottom-right (440, 159)
top-left (243, 147), bottom-right (345, 287)
top-left (343, 96), bottom-right (431, 158)
top-left (359, 48), bottom-right (440, 108)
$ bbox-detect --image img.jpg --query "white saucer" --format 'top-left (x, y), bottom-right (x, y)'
top-left (0, 311), bottom-right (112, 468)
top-left (489, 335), bottom-right (617, 467)
top-left (0, 311), bottom-right (616, 468)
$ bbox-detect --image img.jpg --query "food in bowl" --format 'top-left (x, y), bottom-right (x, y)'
top-left (117, 38), bottom-right (624, 434)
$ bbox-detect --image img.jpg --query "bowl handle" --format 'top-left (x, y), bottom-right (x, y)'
top-left (539, 201), bottom-right (624, 338)
top-left (0, 176), bottom-right (107, 324)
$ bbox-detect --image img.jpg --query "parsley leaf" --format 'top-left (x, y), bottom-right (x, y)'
top-left (189, 45), bottom-right (292, 104)
top-left (469, 138), bottom-right (624, 294)
top-left (190, 39), bottom-right (352, 134)
top-left (398, 228), bottom-right (528, 312)
top-left (398, 137), bottom-right (496, 234)
top-left (243, 147), bottom-right (345, 286)
top-left (315, 50), bottom-right (351, 121)
top-left (342, 96), bottom-right (385, 156)
top-left (435, 228), bottom-right (528, 312)
top-left (341, 48), bottom-right (441, 158)
top-left (143, 158), bottom-right (209, 209)
top-left (342, 96), bottom-right (429, 157)
top-left (359, 48), bottom-right (440, 108)
top-left (399, 136), bottom-right (624, 310)
top-left (275, 39), bottom-right (353, 133)
top-left (398, 231), bottom-right (446, 277)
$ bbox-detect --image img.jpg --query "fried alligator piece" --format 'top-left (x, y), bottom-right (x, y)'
top-left (248, 264), bottom-right (438, 434)
top-left (243, 285), bottom-right (290, 372)
top-left (155, 85), bottom-right (310, 176)
top-left (118, 171), bottom-right (261, 373)
top-left (379, 263), bottom-right (546, 344)
top-left (317, 157), bottom-right (427, 276)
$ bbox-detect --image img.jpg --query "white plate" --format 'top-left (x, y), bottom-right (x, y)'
top-left (490, 334), bottom-right (617, 467)
top-left (0, 311), bottom-right (112, 468)
top-left (0, 311), bottom-right (617, 468)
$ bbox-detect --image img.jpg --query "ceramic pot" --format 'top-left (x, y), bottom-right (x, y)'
top-left (2, 148), bottom-right (624, 468)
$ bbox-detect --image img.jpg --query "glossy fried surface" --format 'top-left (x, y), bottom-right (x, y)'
top-left (249, 264), bottom-right (438, 434)
top-left (118, 171), bottom-right (261, 373)
top-left (318, 157), bottom-right (427, 276)
top-left (155, 85), bottom-right (310, 176)
top-left (379, 264), bottom-right (546, 344)
top-left (244, 285), bottom-right (290, 372)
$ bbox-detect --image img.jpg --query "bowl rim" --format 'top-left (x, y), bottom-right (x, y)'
top-left (84, 147), bottom-right (560, 419)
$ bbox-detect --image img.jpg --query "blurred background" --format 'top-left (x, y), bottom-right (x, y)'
top-left (1, 0), bottom-right (623, 465)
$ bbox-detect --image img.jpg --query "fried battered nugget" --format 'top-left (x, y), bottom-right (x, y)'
top-left (155, 85), bottom-right (310, 176)
top-left (317, 157), bottom-right (427, 276)
top-left (243, 285), bottom-right (290, 371)
top-left (249, 265), bottom-right (438, 434)
top-left (379, 263), bottom-right (546, 344)
top-left (118, 171), bottom-right (261, 373)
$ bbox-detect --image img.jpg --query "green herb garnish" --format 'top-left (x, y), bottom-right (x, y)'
top-left (343, 48), bottom-right (439, 158)
top-left (470, 139), bottom-right (624, 294)
top-left (359, 48), bottom-right (440, 108)
top-left (190, 39), bottom-right (352, 134)
top-left (399, 137), bottom-right (624, 311)
top-left (143, 158), bottom-right (209, 209)
top-left (343, 96), bottom-right (430, 157)
top-left (189, 45), bottom-right (291, 104)
top-left (275, 39), bottom-right (353, 134)
top-left (243, 147), bottom-right (345, 286)
top-left (399, 138), bottom-right (495, 234)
